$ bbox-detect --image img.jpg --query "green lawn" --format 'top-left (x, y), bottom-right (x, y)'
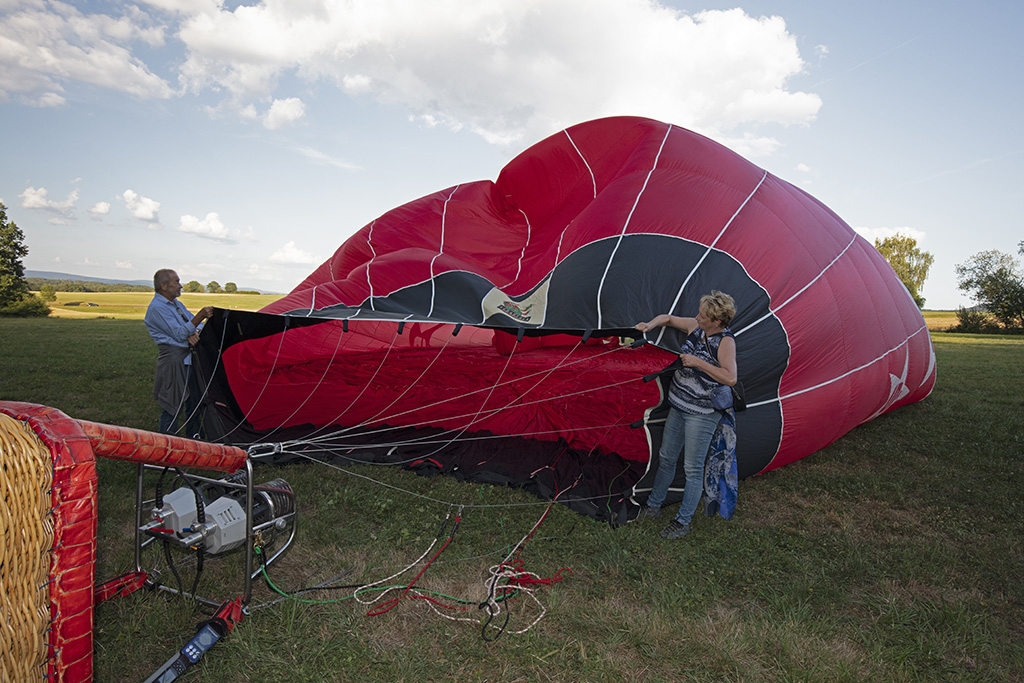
top-left (1, 320), bottom-right (1022, 682)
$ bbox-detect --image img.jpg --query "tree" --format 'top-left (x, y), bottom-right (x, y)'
top-left (206, 280), bottom-right (222, 293)
top-left (0, 202), bottom-right (49, 317)
top-left (224, 281), bottom-right (237, 293)
top-left (955, 242), bottom-right (1024, 331)
top-left (0, 202), bottom-right (30, 308)
top-left (39, 284), bottom-right (57, 302)
top-left (874, 234), bottom-right (934, 308)
top-left (183, 280), bottom-right (204, 293)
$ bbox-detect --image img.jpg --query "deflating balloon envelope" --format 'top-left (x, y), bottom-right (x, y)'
top-left (195, 116), bottom-right (935, 519)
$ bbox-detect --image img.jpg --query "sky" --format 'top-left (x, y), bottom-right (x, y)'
top-left (1, 0), bottom-right (1021, 308)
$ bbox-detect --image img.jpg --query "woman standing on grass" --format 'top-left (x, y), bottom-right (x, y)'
top-left (633, 290), bottom-right (738, 539)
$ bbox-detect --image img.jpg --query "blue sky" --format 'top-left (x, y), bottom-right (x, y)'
top-left (1, 0), bottom-right (1020, 308)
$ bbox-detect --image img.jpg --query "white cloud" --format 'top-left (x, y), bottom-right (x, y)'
top-left (115, 260), bottom-right (133, 269)
top-left (89, 201), bottom-right (111, 216)
top-left (26, 92), bottom-right (66, 107)
top-left (269, 240), bottom-right (317, 265)
top-left (19, 186), bottom-right (79, 217)
top-left (178, 212), bottom-right (238, 242)
top-left (122, 189), bottom-right (161, 223)
top-left (293, 144), bottom-right (359, 170)
top-left (263, 96), bottom-right (305, 129)
top-left (174, 1), bottom-right (821, 151)
top-left (0, 1), bottom-right (174, 100)
top-left (795, 163), bottom-right (812, 173)
top-left (3, 1), bottom-right (822, 155)
top-left (855, 226), bottom-right (928, 244)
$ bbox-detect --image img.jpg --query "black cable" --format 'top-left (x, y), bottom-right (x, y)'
top-left (162, 539), bottom-right (184, 597)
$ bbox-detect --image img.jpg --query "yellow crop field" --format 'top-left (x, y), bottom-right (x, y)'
top-left (44, 291), bottom-right (283, 320)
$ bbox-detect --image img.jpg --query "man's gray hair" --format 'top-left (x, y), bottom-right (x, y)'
top-left (153, 269), bottom-right (176, 291)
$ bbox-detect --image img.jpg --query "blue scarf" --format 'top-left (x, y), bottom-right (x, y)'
top-left (703, 408), bottom-right (738, 520)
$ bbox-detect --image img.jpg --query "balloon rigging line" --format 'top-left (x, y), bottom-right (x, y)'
top-left (352, 506), bottom-right (454, 608)
top-left (563, 128), bottom-right (597, 199)
top-left (270, 332), bottom-right (527, 459)
top-left (307, 284), bottom-right (318, 313)
top-left (365, 219), bottom-right (378, 310)
top-left (294, 323), bottom-right (404, 444)
top-left (284, 369), bottom-right (642, 453)
top-left (596, 123), bottom-right (672, 330)
top-left (287, 450), bottom-right (605, 510)
top-left (287, 340), bottom-right (630, 447)
top-left (184, 313), bottom-right (230, 430)
top-left (249, 318), bottom-right (350, 444)
top-left (286, 323), bottom-right (460, 446)
top-left (226, 314), bottom-right (622, 441)
top-left (384, 329), bottom-right (523, 463)
top-left (653, 168), bottom-right (768, 348)
top-left (507, 207), bottom-right (531, 289)
top-left (353, 327), bottom-right (457, 429)
top-left (217, 315), bottom-right (291, 443)
top-left (246, 537), bottom-right (518, 613)
top-left (167, 310), bottom-right (233, 439)
top-left (274, 420), bottom-right (637, 462)
top-left (295, 336), bottom-right (584, 447)
top-left (427, 185), bottom-right (460, 318)
top-left (278, 325), bottom-right (520, 448)
top-left (287, 364), bottom-right (643, 453)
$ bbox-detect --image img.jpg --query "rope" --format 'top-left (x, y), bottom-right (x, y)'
top-left (288, 340), bottom-right (631, 448)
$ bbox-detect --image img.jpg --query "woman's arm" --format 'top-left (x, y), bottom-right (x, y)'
top-left (634, 313), bottom-right (697, 335)
top-left (680, 335), bottom-right (737, 386)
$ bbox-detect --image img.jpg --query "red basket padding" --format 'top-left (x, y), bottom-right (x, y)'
top-left (77, 420), bottom-right (247, 473)
top-left (0, 401), bottom-right (97, 683)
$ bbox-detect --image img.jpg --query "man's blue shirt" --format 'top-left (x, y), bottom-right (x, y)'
top-left (145, 295), bottom-right (197, 356)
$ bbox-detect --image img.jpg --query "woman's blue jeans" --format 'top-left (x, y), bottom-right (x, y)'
top-left (646, 407), bottom-right (722, 525)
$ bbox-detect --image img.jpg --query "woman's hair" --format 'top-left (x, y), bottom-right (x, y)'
top-left (700, 290), bottom-right (736, 326)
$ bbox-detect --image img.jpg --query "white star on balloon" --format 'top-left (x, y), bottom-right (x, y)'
top-left (864, 351), bottom-right (911, 423)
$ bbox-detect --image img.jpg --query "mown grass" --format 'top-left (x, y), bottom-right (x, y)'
top-left (1, 320), bottom-right (1023, 682)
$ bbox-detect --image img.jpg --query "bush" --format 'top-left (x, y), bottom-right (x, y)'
top-left (950, 306), bottom-right (1000, 334)
top-left (0, 293), bottom-right (51, 317)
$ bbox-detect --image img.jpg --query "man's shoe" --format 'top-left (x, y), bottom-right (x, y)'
top-left (635, 505), bottom-right (661, 520)
top-left (659, 520), bottom-right (690, 539)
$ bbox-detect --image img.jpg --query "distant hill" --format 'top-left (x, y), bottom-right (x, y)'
top-left (27, 270), bottom-right (153, 287)
top-left (25, 270), bottom-right (276, 294)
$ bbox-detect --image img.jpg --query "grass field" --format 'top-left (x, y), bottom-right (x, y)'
top-left (1, 319), bottom-right (1022, 682)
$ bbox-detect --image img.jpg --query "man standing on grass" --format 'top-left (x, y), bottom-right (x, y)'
top-left (144, 269), bottom-right (214, 438)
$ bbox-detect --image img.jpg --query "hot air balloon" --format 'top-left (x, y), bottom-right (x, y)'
top-left (196, 116), bottom-right (935, 521)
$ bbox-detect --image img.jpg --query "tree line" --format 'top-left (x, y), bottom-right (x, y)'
top-left (26, 277), bottom-right (260, 297)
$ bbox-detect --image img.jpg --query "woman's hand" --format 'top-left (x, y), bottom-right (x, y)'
top-left (679, 353), bottom-right (700, 368)
top-left (635, 314), bottom-right (668, 333)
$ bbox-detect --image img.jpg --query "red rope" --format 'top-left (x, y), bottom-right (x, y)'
top-left (365, 514), bottom-right (462, 617)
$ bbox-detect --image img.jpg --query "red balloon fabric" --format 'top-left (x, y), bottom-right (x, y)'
top-left (202, 116), bottom-right (935, 503)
